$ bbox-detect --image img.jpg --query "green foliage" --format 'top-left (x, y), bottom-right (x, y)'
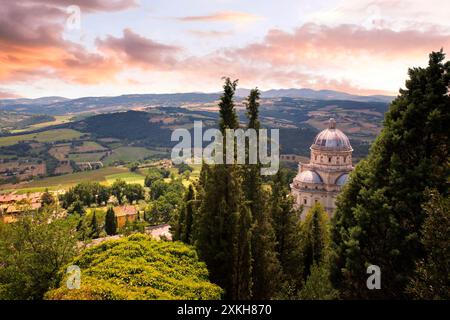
top-left (45, 234), bottom-right (223, 300)
top-left (0, 209), bottom-right (78, 300)
top-left (40, 189), bottom-right (55, 206)
top-left (298, 263), bottom-right (339, 300)
top-left (331, 51), bottom-right (450, 298)
top-left (105, 207), bottom-right (117, 236)
top-left (299, 203), bottom-right (330, 280)
top-left (60, 181), bottom-right (110, 209)
top-left (76, 214), bottom-right (90, 241)
top-left (407, 190), bottom-right (450, 299)
top-left (146, 178), bottom-right (185, 225)
top-left (119, 217), bottom-right (146, 236)
top-left (233, 206), bottom-right (253, 299)
top-left (194, 78), bottom-right (252, 299)
top-left (68, 200), bottom-right (85, 216)
top-left (270, 171), bottom-right (303, 292)
top-left (144, 167), bottom-right (167, 187)
top-left (124, 183), bottom-right (145, 204)
top-left (245, 88), bottom-right (260, 130)
top-left (173, 185), bottom-right (196, 243)
top-left (89, 211), bottom-right (101, 239)
top-left (218, 77), bottom-right (239, 132)
top-left (150, 179), bottom-right (169, 200)
top-left (111, 179), bottom-right (127, 205)
top-left (241, 88), bottom-right (283, 299)
top-left (176, 162), bottom-right (193, 175)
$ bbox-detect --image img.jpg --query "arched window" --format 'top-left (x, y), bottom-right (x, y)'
top-left (303, 198), bottom-right (307, 205)
top-left (328, 157), bottom-right (332, 163)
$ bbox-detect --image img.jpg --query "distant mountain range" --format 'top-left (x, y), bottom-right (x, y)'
top-left (235, 88), bottom-right (394, 103)
top-left (0, 89), bottom-right (394, 115)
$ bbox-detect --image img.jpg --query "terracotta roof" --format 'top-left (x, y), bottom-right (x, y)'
top-left (113, 205), bottom-right (137, 217)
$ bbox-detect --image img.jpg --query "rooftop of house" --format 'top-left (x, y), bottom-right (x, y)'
top-left (113, 205), bottom-right (137, 217)
top-left (0, 192), bottom-right (42, 204)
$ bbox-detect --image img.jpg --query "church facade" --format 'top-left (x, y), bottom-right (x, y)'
top-left (290, 118), bottom-right (353, 218)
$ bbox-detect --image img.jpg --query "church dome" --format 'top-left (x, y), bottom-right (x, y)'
top-left (295, 170), bottom-right (323, 184)
top-left (335, 173), bottom-right (349, 186)
top-left (312, 118), bottom-right (352, 151)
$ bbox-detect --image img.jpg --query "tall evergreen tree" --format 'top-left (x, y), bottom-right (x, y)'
top-left (89, 211), bottom-right (100, 239)
top-left (299, 203), bottom-right (329, 280)
top-left (242, 88), bottom-right (282, 299)
top-left (331, 51), bottom-right (450, 298)
top-left (407, 190), bottom-right (450, 299)
top-left (195, 78), bottom-right (251, 299)
top-left (182, 185), bottom-right (196, 244)
top-left (270, 170), bottom-right (303, 291)
top-left (233, 205), bottom-right (253, 299)
top-left (105, 207), bottom-right (117, 236)
top-left (172, 185), bottom-right (196, 243)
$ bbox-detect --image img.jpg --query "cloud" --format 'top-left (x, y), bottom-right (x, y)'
top-left (0, 89), bottom-right (22, 99)
top-left (1, 0), bottom-right (449, 97)
top-left (232, 23), bottom-right (450, 67)
top-left (174, 22), bottom-right (450, 95)
top-left (96, 29), bottom-right (181, 68)
top-left (175, 11), bottom-right (262, 23)
top-left (306, 0), bottom-right (450, 32)
top-left (188, 30), bottom-right (234, 38)
top-left (21, 0), bottom-right (138, 12)
top-left (0, 1), bottom-right (118, 84)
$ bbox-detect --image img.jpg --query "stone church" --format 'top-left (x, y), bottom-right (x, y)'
top-left (290, 118), bottom-right (353, 218)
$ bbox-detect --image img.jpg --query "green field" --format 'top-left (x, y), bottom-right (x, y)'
top-left (103, 147), bottom-right (163, 165)
top-left (5, 167), bottom-right (130, 192)
top-left (105, 172), bottom-right (146, 185)
top-left (74, 141), bottom-right (106, 152)
top-left (11, 115), bottom-right (74, 133)
top-left (69, 152), bottom-right (105, 162)
top-left (0, 129), bottom-right (84, 147)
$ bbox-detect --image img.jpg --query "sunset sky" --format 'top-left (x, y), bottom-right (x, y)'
top-left (1, 0), bottom-right (449, 98)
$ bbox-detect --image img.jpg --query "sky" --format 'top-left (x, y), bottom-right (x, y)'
top-left (0, 0), bottom-right (449, 99)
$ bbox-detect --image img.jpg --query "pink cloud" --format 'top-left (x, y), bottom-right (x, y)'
top-left (1, 0), bottom-right (449, 96)
top-left (232, 23), bottom-right (450, 67)
top-left (96, 29), bottom-right (181, 68)
top-left (0, 89), bottom-right (22, 99)
top-left (175, 11), bottom-right (262, 23)
top-left (21, 0), bottom-right (137, 12)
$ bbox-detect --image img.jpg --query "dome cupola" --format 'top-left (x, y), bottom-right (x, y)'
top-left (295, 170), bottom-right (323, 184)
top-left (312, 118), bottom-right (352, 151)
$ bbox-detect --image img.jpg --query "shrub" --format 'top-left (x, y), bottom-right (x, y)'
top-left (45, 234), bottom-right (223, 300)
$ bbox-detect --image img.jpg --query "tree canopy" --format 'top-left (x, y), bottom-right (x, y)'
top-left (45, 234), bottom-right (222, 300)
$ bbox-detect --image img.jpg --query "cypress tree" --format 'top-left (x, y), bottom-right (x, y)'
top-left (243, 88), bottom-right (282, 299)
top-left (105, 207), bottom-right (117, 236)
top-left (299, 203), bottom-right (329, 280)
top-left (89, 211), bottom-right (100, 239)
top-left (233, 205), bottom-right (253, 299)
top-left (173, 185), bottom-right (196, 243)
top-left (195, 78), bottom-right (251, 299)
top-left (182, 185), bottom-right (195, 244)
top-left (270, 170), bottom-right (303, 291)
top-left (407, 190), bottom-right (450, 299)
top-left (331, 51), bottom-right (450, 298)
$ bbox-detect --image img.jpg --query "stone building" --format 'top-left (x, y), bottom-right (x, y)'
top-left (114, 205), bottom-right (138, 228)
top-left (290, 118), bottom-right (353, 218)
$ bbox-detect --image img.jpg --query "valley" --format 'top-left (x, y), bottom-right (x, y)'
top-left (0, 91), bottom-right (390, 193)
